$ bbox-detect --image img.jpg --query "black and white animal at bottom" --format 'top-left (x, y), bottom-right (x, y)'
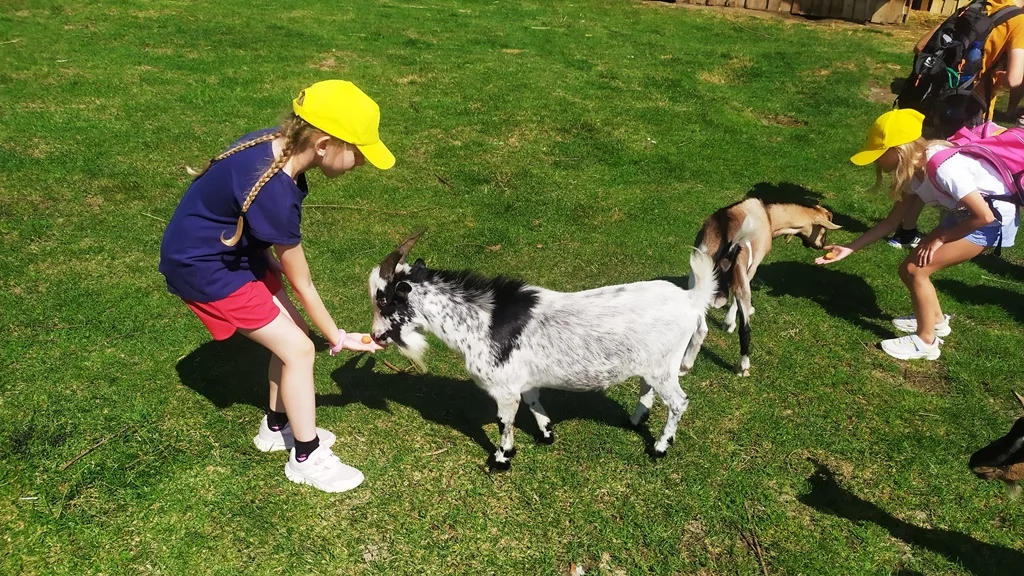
top-left (368, 231), bottom-right (716, 470)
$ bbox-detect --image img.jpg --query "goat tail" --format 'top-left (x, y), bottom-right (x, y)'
top-left (687, 247), bottom-right (718, 313)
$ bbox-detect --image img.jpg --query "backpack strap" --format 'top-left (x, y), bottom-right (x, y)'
top-left (990, 5), bottom-right (1023, 28)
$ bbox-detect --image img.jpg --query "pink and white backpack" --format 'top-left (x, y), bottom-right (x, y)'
top-left (926, 121), bottom-right (1024, 206)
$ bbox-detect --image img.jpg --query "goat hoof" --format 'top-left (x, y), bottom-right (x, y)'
top-left (651, 449), bottom-right (668, 459)
top-left (538, 432), bottom-right (555, 445)
top-left (488, 456), bottom-right (512, 472)
top-left (725, 324), bottom-right (736, 334)
top-left (737, 369), bottom-right (750, 377)
top-left (504, 446), bottom-right (517, 459)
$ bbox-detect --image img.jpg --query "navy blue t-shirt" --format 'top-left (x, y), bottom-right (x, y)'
top-left (159, 129), bottom-right (309, 302)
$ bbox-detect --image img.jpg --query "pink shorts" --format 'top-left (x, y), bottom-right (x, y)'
top-left (184, 273), bottom-right (284, 340)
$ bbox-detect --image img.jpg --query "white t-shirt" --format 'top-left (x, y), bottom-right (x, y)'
top-left (910, 144), bottom-right (1018, 226)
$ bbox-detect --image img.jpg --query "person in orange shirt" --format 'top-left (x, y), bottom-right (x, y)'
top-left (891, 0), bottom-right (1024, 250)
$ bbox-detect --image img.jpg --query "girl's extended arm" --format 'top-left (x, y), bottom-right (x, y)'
top-left (275, 243), bottom-right (341, 345)
top-left (816, 196), bottom-right (922, 264)
top-left (274, 243), bottom-right (381, 352)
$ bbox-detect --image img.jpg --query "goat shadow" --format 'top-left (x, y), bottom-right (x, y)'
top-left (934, 278), bottom-right (1024, 324)
top-left (746, 181), bottom-right (870, 233)
top-left (175, 334), bottom-right (334, 410)
top-left (799, 460), bottom-right (1024, 576)
top-left (329, 356), bottom-right (657, 458)
top-left (755, 261), bottom-right (892, 339)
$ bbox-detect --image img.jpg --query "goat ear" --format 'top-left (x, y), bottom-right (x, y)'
top-left (379, 229), bottom-right (427, 282)
top-left (395, 281), bottom-right (412, 297)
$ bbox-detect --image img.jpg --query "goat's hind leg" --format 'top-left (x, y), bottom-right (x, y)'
top-left (679, 314), bottom-right (708, 376)
top-left (522, 388), bottom-right (554, 444)
top-left (649, 373), bottom-right (690, 457)
top-left (490, 392), bottom-right (522, 471)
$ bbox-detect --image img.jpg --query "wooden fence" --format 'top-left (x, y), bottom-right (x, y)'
top-left (676, 0), bottom-right (910, 24)
top-left (916, 0), bottom-right (969, 15)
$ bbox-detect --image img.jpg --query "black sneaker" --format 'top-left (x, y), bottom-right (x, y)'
top-left (887, 227), bottom-right (921, 249)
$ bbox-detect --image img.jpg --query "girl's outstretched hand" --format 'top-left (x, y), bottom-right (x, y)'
top-left (342, 332), bottom-right (385, 353)
top-left (814, 245), bottom-right (853, 265)
top-left (329, 330), bottom-right (385, 355)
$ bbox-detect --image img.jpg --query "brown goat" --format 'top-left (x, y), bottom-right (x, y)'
top-left (969, 392), bottom-right (1024, 497)
top-left (680, 199), bottom-right (840, 377)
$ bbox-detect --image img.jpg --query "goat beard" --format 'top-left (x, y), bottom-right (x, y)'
top-left (396, 328), bottom-right (429, 373)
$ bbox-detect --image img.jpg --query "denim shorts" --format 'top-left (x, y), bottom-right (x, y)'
top-left (940, 204), bottom-right (1019, 249)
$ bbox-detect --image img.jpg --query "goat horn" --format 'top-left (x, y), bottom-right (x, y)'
top-left (1015, 390), bottom-right (1024, 410)
top-left (379, 228), bottom-right (426, 282)
top-left (820, 219), bottom-right (842, 230)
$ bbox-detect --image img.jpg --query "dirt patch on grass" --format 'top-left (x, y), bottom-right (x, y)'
top-left (865, 83), bottom-right (895, 104)
top-left (761, 114), bottom-right (807, 127)
top-left (900, 362), bottom-right (949, 394)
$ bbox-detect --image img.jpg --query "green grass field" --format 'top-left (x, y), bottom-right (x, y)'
top-left (3, 1), bottom-right (1024, 574)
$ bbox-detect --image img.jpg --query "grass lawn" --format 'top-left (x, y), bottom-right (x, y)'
top-left (3, 0), bottom-right (1024, 574)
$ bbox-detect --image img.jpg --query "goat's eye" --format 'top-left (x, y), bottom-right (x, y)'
top-left (377, 296), bottom-right (388, 308)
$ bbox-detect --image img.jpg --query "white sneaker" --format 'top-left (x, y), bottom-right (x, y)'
top-left (252, 416), bottom-right (336, 453)
top-left (892, 314), bottom-right (952, 337)
top-left (284, 445), bottom-right (365, 493)
top-left (880, 334), bottom-right (942, 360)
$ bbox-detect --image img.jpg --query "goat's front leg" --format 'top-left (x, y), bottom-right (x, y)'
top-left (522, 388), bottom-right (554, 444)
top-left (491, 392), bottom-right (521, 471)
top-left (679, 315), bottom-right (708, 376)
top-left (650, 375), bottom-right (689, 457)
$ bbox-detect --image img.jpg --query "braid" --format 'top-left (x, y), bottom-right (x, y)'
top-left (186, 132), bottom-right (279, 178)
top-left (220, 115), bottom-right (320, 247)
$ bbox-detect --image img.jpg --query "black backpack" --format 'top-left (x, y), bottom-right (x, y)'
top-left (895, 1), bottom-right (1023, 138)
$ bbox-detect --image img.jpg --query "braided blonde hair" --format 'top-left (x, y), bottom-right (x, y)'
top-left (187, 114), bottom-right (326, 246)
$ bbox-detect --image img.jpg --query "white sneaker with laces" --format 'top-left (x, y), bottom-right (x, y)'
top-left (285, 445), bottom-right (365, 493)
top-left (892, 314), bottom-right (952, 337)
top-left (880, 334), bottom-right (942, 360)
top-left (253, 416), bottom-right (336, 453)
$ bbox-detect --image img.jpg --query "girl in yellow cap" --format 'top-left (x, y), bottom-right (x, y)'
top-left (159, 80), bottom-right (393, 492)
top-left (816, 108), bottom-right (1019, 361)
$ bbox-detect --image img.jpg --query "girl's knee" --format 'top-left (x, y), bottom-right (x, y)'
top-left (899, 260), bottom-right (921, 282)
top-left (280, 335), bottom-right (316, 367)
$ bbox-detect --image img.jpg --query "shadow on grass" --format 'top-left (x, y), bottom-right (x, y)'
top-left (972, 253), bottom-right (1024, 283)
top-left (746, 182), bottom-right (869, 233)
top-left (756, 261), bottom-right (891, 339)
top-left (799, 460), bottom-right (1024, 576)
top-left (176, 335), bottom-right (273, 409)
top-left (934, 278), bottom-right (1024, 324)
top-left (329, 356), bottom-right (657, 458)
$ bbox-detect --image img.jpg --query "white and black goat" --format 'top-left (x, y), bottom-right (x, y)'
top-left (368, 231), bottom-right (717, 470)
top-left (684, 199), bottom-right (841, 377)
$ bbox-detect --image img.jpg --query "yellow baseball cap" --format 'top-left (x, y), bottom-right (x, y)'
top-left (850, 109), bottom-right (925, 166)
top-left (293, 80), bottom-right (395, 170)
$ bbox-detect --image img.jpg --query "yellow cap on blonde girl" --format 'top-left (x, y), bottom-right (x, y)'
top-left (293, 80), bottom-right (396, 170)
top-left (850, 109), bottom-right (925, 166)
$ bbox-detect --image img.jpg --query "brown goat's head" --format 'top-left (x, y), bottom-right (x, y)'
top-left (797, 205), bottom-right (841, 250)
top-left (969, 393), bottom-right (1024, 496)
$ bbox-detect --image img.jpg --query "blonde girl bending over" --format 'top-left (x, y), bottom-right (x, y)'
top-left (816, 109), bottom-right (1019, 361)
top-left (159, 80), bottom-right (392, 493)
